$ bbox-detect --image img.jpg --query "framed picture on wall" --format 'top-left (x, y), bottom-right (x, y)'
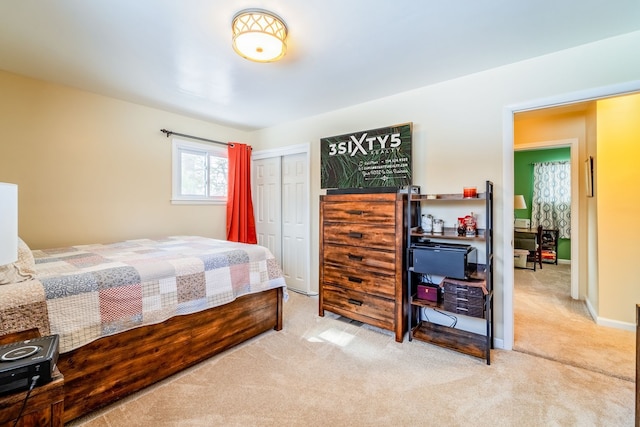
top-left (320, 122), bottom-right (413, 191)
top-left (585, 156), bottom-right (594, 197)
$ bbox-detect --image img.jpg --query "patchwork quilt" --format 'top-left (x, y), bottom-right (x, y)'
top-left (28, 236), bottom-right (286, 353)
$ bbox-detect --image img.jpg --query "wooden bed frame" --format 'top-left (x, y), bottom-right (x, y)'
top-left (1, 287), bottom-right (283, 424)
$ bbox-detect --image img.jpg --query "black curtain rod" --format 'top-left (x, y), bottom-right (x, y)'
top-left (160, 128), bottom-right (231, 147)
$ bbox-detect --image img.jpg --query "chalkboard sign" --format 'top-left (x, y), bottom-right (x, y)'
top-left (321, 122), bottom-right (412, 190)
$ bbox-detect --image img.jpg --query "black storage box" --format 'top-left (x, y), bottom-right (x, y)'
top-left (412, 242), bottom-right (477, 280)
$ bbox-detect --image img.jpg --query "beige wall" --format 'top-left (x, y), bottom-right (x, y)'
top-left (0, 70), bottom-right (250, 249)
top-left (596, 93), bottom-right (640, 325)
top-left (514, 110), bottom-right (587, 144)
top-left (585, 103), bottom-right (599, 316)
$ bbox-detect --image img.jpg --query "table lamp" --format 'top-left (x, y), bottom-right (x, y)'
top-left (0, 183), bottom-right (18, 265)
top-left (514, 195), bottom-right (527, 210)
top-left (514, 194), bottom-right (527, 225)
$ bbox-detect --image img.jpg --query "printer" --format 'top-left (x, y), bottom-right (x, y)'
top-left (411, 242), bottom-right (477, 280)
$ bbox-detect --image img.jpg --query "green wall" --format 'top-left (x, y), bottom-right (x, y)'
top-left (514, 147), bottom-right (571, 260)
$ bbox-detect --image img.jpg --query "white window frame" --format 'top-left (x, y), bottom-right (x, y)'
top-left (171, 138), bottom-right (228, 205)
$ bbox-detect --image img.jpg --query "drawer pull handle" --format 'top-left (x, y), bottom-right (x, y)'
top-left (348, 232), bottom-right (363, 239)
top-left (456, 287), bottom-right (468, 292)
top-left (348, 276), bottom-right (363, 283)
top-left (346, 210), bottom-right (364, 215)
top-left (457, 307), bottom-right (468, 312)
top-left (348, 254), bottom-right (363, 261)
top-left (348, 298), bottom-right (363, 306)
top-left (456, 297), bottom-right (468, 302)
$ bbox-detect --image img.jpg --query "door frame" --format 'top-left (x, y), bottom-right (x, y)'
top-left (501, 80), bottom-right (640, 351)
top-left (252, 142), bottom-right (313, 295)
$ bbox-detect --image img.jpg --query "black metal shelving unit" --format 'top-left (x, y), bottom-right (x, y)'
top-left (541, 229), bottom-right (559, 264)
top-left (405, 180), bottom-right (494, 364)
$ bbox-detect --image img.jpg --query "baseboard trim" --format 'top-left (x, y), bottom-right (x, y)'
top-left (493, 337), bottom-right (505, 350)
top-left (597, 316), bottom-right (635, 332)
top-left (585, 297), bottom-right (636, 331)
top-left (288, 288), bottom-right (319, 297)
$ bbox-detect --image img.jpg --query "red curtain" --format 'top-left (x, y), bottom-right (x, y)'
top-left (226, 142), bottom-right (257, 244)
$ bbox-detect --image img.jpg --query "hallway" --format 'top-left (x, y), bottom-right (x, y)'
top-left (513, 263), bottom-right (635, 381)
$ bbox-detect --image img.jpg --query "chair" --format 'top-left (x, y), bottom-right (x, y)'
top-left (533, 225), bottom-right (543, 270)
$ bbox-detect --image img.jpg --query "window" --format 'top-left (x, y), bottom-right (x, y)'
top-left (531, 161), bottom-right (571, 239)
top-left (172, 138), bottom-right (228, 204)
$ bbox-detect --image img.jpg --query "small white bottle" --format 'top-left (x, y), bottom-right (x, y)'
top-left (421, 214), bottom-right (433, 233)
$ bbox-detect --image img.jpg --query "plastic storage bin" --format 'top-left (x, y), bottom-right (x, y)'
top-left (514, 249), bottom-right (529, 268)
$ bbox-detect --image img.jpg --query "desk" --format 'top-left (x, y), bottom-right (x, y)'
top-left (514, 228), bottom-right (541, 270)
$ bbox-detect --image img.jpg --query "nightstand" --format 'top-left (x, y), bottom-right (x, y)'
top-left (0, 368), bottom-right (63, 427)
top-left (0, 330), bottom-right (64, 427)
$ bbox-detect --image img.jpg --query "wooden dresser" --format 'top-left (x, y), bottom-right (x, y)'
top-left (319, 192), bottom-right (405, 342)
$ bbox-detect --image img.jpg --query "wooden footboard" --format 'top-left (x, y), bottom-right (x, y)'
top-left (58, 287), bottom-right (283, 423)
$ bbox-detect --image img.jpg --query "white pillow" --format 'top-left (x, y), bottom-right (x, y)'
top-left (0, 237), bottom-right (37, 285)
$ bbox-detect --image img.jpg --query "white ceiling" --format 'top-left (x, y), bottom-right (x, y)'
top-left (1, 1), bottom-right (639, 131)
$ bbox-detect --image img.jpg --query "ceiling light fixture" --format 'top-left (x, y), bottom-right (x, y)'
top-left (232, 9), bottom-right (288, 63)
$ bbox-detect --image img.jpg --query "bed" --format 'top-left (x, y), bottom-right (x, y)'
top-left (0, 236), bottom-right (287, 423)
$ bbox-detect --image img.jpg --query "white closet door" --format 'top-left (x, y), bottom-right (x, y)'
top-left (253, 146), bottom-right (311, 295)
top-left (253, 157), bottom-right (282, 262)
top-left (281, 153), bottom-right (308, 293)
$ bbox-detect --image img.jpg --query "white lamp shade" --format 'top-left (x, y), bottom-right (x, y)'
top-left (514, 195), bottom-right (527, 210)
top-left (232, 9), bottom-right (287, 62)
top-left (234, 31), bottom-right (285, 62)
top-left (0, 183), bottom-right (18, 265)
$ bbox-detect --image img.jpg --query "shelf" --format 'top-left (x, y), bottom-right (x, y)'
top-left (411, 321), bottom-right (488, 360)
top-left (406, 181), bottom-right (493, 364)
top-left (411, 227), bottom-right (486, 241)
top-left (410, 294), bottom-right (440, 309)
top-left (541, 229), bottom-right (559, 265)
top-left (410, 193), bottom-right (487, 202)
top-left (408, 264), bottom-right (487, 280)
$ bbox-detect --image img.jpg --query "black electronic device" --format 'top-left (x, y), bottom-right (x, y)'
top-left (0, 334), bottom-right (59, 395)
top-left (411, 242), bottom-right (477, 280)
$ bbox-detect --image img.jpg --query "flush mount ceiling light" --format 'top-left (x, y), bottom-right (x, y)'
top-left (232, 9), bottom-right (288, 62)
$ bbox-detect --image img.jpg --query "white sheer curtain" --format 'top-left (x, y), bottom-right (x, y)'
top-left (531, 161), bottom-right (571, 239)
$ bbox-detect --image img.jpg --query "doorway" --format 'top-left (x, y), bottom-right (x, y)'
top-left (252, 143), bottom-right (313, 295)
top-left (513, 134), bottom-right (580, 299)
top-left (501, 80), bottom-right (640, 350)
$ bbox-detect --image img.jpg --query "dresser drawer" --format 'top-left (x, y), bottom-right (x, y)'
top-left (443, 292), bottom-right (484, 307)
top-left (322, 244), bottom-right (397, 273)
top-left (443, 298), bottom-right (485, 318)
top-left (323, 222), bottom-right (397, 250)
top-left (442, 280), bottom-right (485, 298)
top-left (322, 284), bottom-right (395, 329)
top-left (322, 201), bottom-right (397, 224)
top-left (323, 264), bottom-right (395, 298)
top-left (442, 279), bottom-right (486, 318)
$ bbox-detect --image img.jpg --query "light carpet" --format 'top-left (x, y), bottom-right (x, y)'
top-left (69, 266), bottom-right (635, 426)
top-left (514, 263), bottom-right (635, 382)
